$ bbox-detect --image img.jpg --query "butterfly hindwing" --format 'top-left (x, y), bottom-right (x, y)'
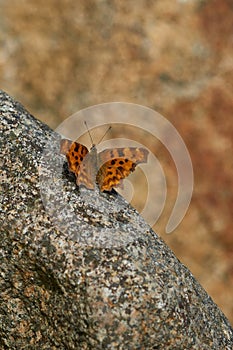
top-left (97, 147), bottom-right (149, 191)
top-left (97, 158), bottom-right (136, 191)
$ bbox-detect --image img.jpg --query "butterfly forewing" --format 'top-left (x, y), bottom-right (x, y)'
top-left (66, 141), bottom-right (89, 174)
top-left (98, 147), bottom-right (148, 165)
top-left (60, 139), bottom-right (95, 189)
top-left (60, 139), bottom-right (73, 156)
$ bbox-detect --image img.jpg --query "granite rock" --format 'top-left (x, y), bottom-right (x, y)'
top-left (0, 90), bottom-right (232, 349)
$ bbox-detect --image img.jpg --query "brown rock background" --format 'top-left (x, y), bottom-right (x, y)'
top-left (1, 0), bottom-right (232, 325)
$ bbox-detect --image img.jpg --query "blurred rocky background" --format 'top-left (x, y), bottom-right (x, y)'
top-left (0, 0), bottom-right (232, 324)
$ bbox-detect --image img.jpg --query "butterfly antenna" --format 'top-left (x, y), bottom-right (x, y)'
top-left (84, 121), bottom-right (94, 146)
top-left (96, 126), bottom-right (112, 145)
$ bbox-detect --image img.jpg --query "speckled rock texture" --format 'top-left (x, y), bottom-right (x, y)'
top-left (0, 90), bottom-right (232, 349)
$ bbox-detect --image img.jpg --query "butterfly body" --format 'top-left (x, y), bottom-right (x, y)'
top-left (60, 138), bottom-right (148, 192)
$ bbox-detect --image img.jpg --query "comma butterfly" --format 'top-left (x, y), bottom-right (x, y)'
top-left (60, 132), bottom-right (148, 192)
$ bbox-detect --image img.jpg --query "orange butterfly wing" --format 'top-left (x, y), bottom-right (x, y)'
top-left (60, 139), bottom-right (95, 189)
top-left (61, 140), bottom-right (149, 192)
top-left (97, 147), bottom-right (149, 191)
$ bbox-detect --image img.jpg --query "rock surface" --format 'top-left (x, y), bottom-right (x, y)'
top-left (0, 90), bottom-right (232, 349)
top-left (1, 0), bottom-right (233, 321)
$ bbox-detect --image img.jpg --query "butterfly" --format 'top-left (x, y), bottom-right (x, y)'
top-left (60, 137), bottom-right (148, 192)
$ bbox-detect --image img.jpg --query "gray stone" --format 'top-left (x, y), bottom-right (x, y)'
top-left (0, 90), bottom-right (232, 349)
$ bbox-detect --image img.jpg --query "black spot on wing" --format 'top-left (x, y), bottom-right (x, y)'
top-left (74, 144), bottom-right (80, 152)
top-left (118, 166), bottom-right (124, 173)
